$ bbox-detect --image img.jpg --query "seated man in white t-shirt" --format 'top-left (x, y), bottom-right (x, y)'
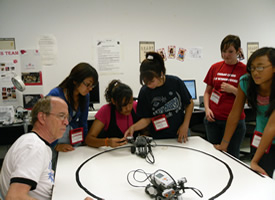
top-left (0, 96), bottom-right (69, 199)
top-left (0, 96), bottom-right (94, 200)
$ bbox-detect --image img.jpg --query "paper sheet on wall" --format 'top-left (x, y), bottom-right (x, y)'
top-left (38, 35), bottom-right (57, 66)
top-left (96, 39), bottom-right (122, 75)
top-left (186, 47), bottom-right (203, 59)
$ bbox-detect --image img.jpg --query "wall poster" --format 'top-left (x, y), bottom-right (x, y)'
top-left (247, 42), bottom-right (259, 59)
top-left (139, 41), bottom-right (155, 63)
top-left (0, 38), bottom-right (15, 50)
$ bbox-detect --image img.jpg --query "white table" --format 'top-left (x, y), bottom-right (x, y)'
top-left (52, 136), bottom-right (275, 200)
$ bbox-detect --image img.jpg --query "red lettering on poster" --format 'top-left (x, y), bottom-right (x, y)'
top-left (4, 51), bottom-right (19, 56)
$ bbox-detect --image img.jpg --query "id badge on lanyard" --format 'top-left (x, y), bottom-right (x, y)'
top-left (69, 127), bottom-right (84, 145)
top-left (152, 114), bottom-right (169, 131)
top-left (251, 130), bottom-right (271, 154)
top-left (210, 89), bottom-right (222, 105)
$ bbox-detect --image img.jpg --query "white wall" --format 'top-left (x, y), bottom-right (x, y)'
top-left (1, 0), bottom-right (275, 109)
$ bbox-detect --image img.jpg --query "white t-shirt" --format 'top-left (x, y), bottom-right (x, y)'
top-left (0, 132), bottom-right (54, 200)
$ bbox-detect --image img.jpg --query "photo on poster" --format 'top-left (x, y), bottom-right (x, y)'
top-left (177, 48), bottom-right (186, 62)
top-left (0, 62), bottom-right (16, 82)
top-left (23, 94), bottom-right (43, 110)
top-left (157, 48), bottom-right (167, 61)
top-left (168, 45), bottom-right (176, 59)
top-left (21, 71), bottom-right (43, 85)
top-left (1, 86), bottom-right (16, 101)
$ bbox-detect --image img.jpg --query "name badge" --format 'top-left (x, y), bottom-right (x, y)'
top-left (152, 114), bottom-right (169, 131)
top-left (210, 89), bottom-right (222, 105)
top-left (69, 127), bottom-right (84, 145)
top-left (251, 130), bottom-right (271, 154)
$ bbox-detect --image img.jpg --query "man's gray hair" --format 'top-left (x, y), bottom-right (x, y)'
top-left (30, 96), bottom-right (52, 125)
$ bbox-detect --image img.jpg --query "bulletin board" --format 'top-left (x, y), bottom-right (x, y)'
top-left (0, 49), bottom-right (43, 108)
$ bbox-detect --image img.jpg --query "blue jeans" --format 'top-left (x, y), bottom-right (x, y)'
top-left (204, 118), bottom-right (246, 159)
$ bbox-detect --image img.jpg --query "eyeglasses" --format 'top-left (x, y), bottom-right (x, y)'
top-left (249, 65), bottom-right (272, 72)
top-left (48, 112), bottom-right (71, 122)
top-left (82, 81), bottom-right (95, 89)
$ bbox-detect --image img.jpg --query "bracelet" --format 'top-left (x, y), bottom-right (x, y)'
top-left (222, 139), bottom-right (229, 144)
top-left (105, 138), bottom-right (109, 146)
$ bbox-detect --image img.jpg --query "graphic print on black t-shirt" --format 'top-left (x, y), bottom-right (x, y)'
top-left (151, 91), bottom-right (182, 118)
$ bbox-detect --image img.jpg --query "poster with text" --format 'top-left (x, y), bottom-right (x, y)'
top-left (96, 39), bottom-right (121, 74)
top-left (20, 49), bottom-right (43, 86)
top-left (139, 41), bottom-right (155, 63)
top-left (0, 50), bottom-right (21, 106)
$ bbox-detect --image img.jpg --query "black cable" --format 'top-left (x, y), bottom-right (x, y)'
top-left (184, 187), bottom-right (203, 198)
top-left (127, 169), bottom-right (151, 188)
top-left (145, 143), bottom-right (155, 164)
